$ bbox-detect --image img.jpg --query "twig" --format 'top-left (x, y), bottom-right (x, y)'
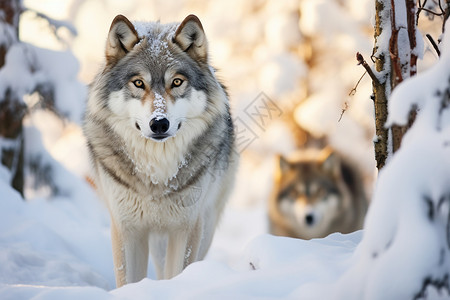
top-left (419, 7), bottom-right (444, 16)
top-left (338, 102), bottom-right (349, 122)
top-left (416, 0), bottom-right (424, 24)
top-left (438, 0), bottom-right (445, 16)
top-left (426, 34), bottom-right (441, 57)
top-left (349, 71), bottom-right (367, 96)
top-left (356, 52), bottom-right (380, 86)
top-left (417, 0), bottom-right (444, 20)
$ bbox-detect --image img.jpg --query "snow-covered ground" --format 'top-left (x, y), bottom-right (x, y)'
top-left (0, 172), bottom-right (363, 299)
top-left (1, 0), bottom-right (450, 299)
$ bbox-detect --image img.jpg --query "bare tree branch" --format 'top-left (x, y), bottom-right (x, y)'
top-left (426, 33), bottom-right (441, 56)
top-left (349, 71), bottom-right (367, 96)
top-left (356, 52), bottom-right (380, 86)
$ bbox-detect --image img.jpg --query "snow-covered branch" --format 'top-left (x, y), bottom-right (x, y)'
top-left (29, 9), bottom-right (78, 38)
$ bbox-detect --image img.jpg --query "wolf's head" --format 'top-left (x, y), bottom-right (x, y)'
top-left (271, 148), bottom-right (355, 239)
top-left (93, 14), bottom-right (224, 142)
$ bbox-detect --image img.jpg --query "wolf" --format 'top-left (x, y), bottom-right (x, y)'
top-left (269, 148), bottom-right (367, 240)
top-left (83, 14), bottom-right (237, 287)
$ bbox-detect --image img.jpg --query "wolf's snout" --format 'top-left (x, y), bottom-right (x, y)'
top-left (305, 213), bottom-right (315, 226)
top-left (150, 118), bottom-right (170, 134)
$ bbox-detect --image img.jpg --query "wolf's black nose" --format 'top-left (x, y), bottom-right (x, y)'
top-left (150, 118), bottom-right (170, 134)
top-left (305, 214), bottom-right (315, 226)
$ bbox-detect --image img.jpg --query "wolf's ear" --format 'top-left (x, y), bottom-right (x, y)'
top-left (321, 150), bottom-right (341, 178)
top-left (275, 155), bottom-right (291, 176)
top-left (106, 15), bottom-right (139, 65)
top-left (174, 15), bottom-right (208, 63)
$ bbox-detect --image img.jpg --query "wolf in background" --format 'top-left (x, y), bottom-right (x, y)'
top-left (83, 14), bottom-right (237, 287)
top-left (269, 147), bottom-right (367, 240)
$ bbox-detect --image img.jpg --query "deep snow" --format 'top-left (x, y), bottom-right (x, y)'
top-left (0, 174), bottom-right (363, 299)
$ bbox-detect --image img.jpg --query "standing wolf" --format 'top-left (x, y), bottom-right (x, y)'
top-left (83, 14), bottom-right (237, 287)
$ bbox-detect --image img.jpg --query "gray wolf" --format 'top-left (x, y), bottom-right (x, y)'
top-left (83, 14), bottom-right (237, 287)
top-left (269, 148), bottom-right (367, 240)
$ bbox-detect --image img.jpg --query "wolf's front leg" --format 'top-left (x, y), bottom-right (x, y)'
top-left (184, 218), bottom-right (203, 267)
top-left (148, 234), bottom-right (166, 280)
top-left (111, 219), bottom-right (149, 287)
top-left (164, 229), bottom-right (190, 279)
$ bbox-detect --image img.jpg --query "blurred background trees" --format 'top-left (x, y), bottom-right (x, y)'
top-left (0, 0), bottom-right (25, 195)
top-left (0, 0), bottom-right (84, 197)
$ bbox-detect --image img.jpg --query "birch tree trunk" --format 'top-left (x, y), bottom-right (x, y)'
top-left (372, 0), bottom-right (418, 169)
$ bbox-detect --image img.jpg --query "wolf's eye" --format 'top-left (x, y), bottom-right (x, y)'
top-left (172, 78), bottom-right (184, 88)
top-left (133, 80), bottom-right (145, 89)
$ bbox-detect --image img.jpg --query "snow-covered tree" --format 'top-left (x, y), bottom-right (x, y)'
top-left (334, 15), bottom-right (450, 300)
top-left (0, 0), bottom-right (85, 196)
top-left (356, 0), bottom-right (422, 169)
top-left (0, 0), bottom-right (25, 195)
top-left (359, 0), bottom-right (450, 169)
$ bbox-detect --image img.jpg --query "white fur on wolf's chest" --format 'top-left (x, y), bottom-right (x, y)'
top-left (102, 166), bottom-right (220, 230)
top-left (102, 99), bottom-right (221, 229)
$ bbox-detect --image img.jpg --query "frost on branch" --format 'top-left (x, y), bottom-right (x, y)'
top-left (335, 21), bottom-right (450, 300)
